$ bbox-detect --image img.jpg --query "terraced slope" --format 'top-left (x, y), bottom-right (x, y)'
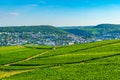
top-left (0, 46), bottom-right (50, 65)
top-left (0, 40), bottom-right (120, 80)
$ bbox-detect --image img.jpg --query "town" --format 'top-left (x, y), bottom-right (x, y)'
top-left (0, 31), bottom-right (85, 46)
top-left (0, 31), bottom-right (119, 46)
top-left (0, 24), bottom-right (120, 46)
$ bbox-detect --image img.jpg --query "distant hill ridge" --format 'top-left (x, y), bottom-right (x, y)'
top-left (1, 24), bottom-right (120, 37)
top-left (60, 24), bottom-right (120, 37)
top-left (94, 24), bottom-right (120, 28)
top-left (60, 24), bottom-right (120, 28)
top-left (0, 25), bottom-right (68, 34)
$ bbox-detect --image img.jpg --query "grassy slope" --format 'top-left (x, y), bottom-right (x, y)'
top-left (0, 46), bottom-right (51, 65)
top-left (1, 40), bottom-right (120, 80)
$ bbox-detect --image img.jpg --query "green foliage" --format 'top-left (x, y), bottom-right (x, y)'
top-left (3, 62), bottom-right (120, 80)
top-left (0, 40), bottom-right (120, 80)
top-left (0, 46), bottom-right (48, 65)
top-left (14, 40), bottom-right (120, 66)
top-left (64, 29), bottom-right (93, 37)
top-left (62, 24), bottom-right (120, 36)
top-left (0, 25), bottom-right (67, 34)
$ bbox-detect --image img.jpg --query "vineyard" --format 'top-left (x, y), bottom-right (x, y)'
top-left (0, 40), bottom-right (120, 80)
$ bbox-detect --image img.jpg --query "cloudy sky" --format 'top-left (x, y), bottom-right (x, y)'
top-left (0, 0), bottom-right (120, 26)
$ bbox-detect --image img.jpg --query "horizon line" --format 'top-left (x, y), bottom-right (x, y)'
top-left (0, 23), bottom-right (120, 27)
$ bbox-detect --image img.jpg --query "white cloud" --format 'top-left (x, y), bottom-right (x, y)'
top-left (9, 12), bottom-right (20, 16)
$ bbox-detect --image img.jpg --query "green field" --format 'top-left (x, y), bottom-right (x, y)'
top-left (0, 40), bottom-right (120, 80)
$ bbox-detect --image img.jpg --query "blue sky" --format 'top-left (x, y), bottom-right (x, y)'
top-left (0, 0), bottom-right (120, 26)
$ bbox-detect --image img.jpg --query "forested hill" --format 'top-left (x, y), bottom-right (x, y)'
top-left (0, 24), bottom-right (120, 46)
top-left (0, 25), bottom-right (67, 34)
top-left (63, 29), bottom-right (93, 38)
top-left (94, 24), bottom-right (120, 29)
top-left (0, 25), bottom-right (79, 46)
top-left (60, 24), bottom-right (120, 38)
